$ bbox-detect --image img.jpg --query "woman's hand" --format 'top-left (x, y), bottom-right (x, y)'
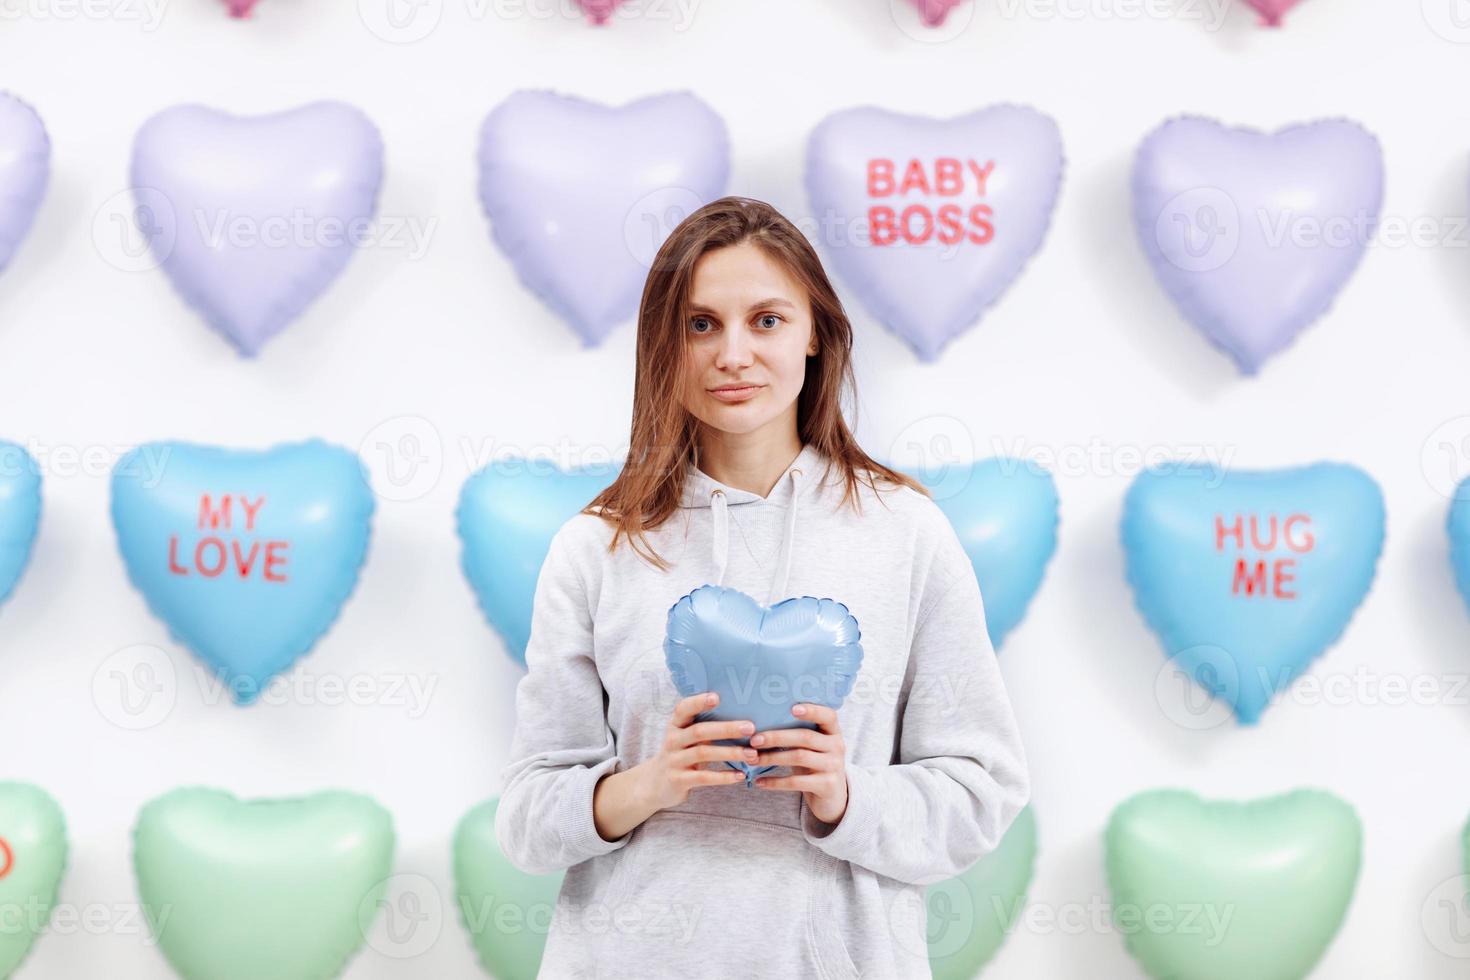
top-left (751, 702), bottom-right (849, 824)
top-left (632, 691), bottom-right (758, 813)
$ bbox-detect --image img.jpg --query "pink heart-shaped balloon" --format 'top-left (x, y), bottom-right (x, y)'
top-left (910, 0), bottom-right (968, 26)
top-left (1243, 0), bottom-right (1300, 26)
top-left (222, 0), bottom-right (259, 16)
top-left (576, 0), bottom-right (623, 23)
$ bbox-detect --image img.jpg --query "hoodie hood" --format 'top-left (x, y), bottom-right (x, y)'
top-left (677, 441), bottom-right (833, 605)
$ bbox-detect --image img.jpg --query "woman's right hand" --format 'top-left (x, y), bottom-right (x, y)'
top-left (635, 691), bottom-right (757, 811)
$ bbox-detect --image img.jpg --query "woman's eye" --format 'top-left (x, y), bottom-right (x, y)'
top-left (690, 317), bottom-right (714, 334)
top-left (757, 314), bottom-right (782, 329)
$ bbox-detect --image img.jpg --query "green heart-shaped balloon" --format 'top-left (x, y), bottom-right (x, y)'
top-left (453, 798), bottom-right (564, 980)
top-left (0, 783), bottom-right (67, 979)
top-left (1105, 788), bottom-right (1360, 980)
top-left (133, 787), bottom-right (395, 980)
top-left (927, 805), bottom-right (1037, 980)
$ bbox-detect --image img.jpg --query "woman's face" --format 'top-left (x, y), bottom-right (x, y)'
top-left (679, 240), bottom-right (818, 439)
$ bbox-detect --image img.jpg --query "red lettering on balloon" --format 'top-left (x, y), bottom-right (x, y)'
top-left (264, 541), bottom-right (289, 583)
top-left (867, 159), bottom-right (894, 197)
top-left (232, 540), bottom-right (260, 577)
top-left (240, 496), bottom-right (265, 532)
top-left (0, 837), bottom-right (12, 880)
top-left (166, 494), bottom-right (290, 582)
top-left (198, 494), bottom-right (232, 530)
top-left (863, 158), bottom-right (997, 248)
top-left (1217, 512), bottom-right (1313, 600)
top-left (168, 536), bottom-right (188, 575)
top-left (196, 538), bottom-right (227, 578)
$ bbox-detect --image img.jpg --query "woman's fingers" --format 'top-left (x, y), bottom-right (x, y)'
top-left (679, 718), bottom-right (754, 747)
top-left (676, 741), bottom-right (759, 768)
top-left (686, 768), bottom-right (749, 786)
top-left (792, 702), bottom-right (842, 735)
top-left (669, 691), bottom-right (719, 729)
top-left (750, 747), bottom-right (832, 771)
top-left (750, 727), bottom-right (837, 752)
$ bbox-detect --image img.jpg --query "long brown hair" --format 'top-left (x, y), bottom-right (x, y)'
top-left (584, 195), bottom-right (929, 571)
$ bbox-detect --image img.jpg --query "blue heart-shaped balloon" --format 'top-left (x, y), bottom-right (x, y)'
top-left (664, 584), bottom-right (864, 788)
top-left (0, 442), bottom-right (40, 611)
top-left (110, 440), bottom-right (375, 704)
top-left (456, 458), bottom-right (617, 666)
top-left (913, 457), bottom-right (1059, 649)
top-left (1445, 480), bottom-right (1470, 626)
top-left (1123, 462), bottom-right (1384, 724)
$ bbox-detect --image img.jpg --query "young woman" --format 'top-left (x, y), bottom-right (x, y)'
top-left (496, 196), bottom-right (1029, 978)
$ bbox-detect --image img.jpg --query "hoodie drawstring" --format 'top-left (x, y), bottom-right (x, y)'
top-left (709, 464), bottom-right (803, 605)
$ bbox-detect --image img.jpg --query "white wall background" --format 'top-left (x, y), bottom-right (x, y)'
top-left (2, 0), bottom-right (1469, 975)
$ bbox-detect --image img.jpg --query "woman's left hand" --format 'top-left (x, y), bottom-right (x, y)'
top-left (751, 703), bottom-right (848, 824)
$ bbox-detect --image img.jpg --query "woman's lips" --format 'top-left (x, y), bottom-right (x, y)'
top-left (709, 385), bottom-right (762, 403)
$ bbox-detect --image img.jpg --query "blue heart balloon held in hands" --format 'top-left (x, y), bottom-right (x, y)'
top-left (1122, 462), bottom-right (1384, 725)
top-left (0, 441), bottom-right (41, 611)
top-left (664, 584), bottom-right (864, 788)
top-left (110, 440), bottom-right (375, 704)
top-left (456, 457), bottom-right (618, 666)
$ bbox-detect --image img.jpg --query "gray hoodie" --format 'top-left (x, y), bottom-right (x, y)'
top-left (496, 441), bottom-right (1030, 979)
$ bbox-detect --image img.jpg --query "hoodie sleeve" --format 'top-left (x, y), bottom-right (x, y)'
top-left (494, 522), bottom-right (633, 876)
top-left (799, 510), bottom-right (1031, 885)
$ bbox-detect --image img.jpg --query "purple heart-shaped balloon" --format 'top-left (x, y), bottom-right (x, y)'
top-left (805, 104), bottom-right (1064, 362)
top-left (0, 93), bottom-right (49, 277)
top-left (1132, 117), bottom-right (1383, 374)
top-left (130, 102), bottom-right (384, 356)
top-left (477, 90), bottom-right (729, 347)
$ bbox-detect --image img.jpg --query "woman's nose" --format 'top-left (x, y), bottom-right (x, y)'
top-left (714, 327), bottom-right (754, 368)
